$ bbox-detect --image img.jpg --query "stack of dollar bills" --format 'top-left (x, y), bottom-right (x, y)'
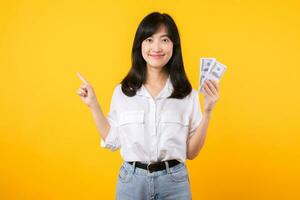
top-left (199, 58), bottom-right (227, 93)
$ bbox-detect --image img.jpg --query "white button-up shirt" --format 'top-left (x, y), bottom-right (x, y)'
top-left (100, 75), bottom-right (202, 163)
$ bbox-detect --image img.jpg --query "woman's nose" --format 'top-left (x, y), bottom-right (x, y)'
top-left (151, 41), bottom-right (162, 51)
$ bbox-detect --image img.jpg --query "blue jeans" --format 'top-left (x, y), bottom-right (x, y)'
top-left (116, 161), bottom-right (192, 200)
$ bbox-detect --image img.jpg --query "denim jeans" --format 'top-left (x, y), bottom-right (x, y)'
top-left (116, 161), bottom-right (192, 200)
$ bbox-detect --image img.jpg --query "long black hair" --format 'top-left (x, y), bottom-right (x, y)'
top-left (121, 12), bottom-right (192, 99)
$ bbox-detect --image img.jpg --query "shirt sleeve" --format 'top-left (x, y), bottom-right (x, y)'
top-left (188, 90), bottom-right (203, 139)
top-left (100, 85), bottom-right (121, 151)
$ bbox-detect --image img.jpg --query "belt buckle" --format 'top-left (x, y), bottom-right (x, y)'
top-left (147, 163), bottom-right (153, 173)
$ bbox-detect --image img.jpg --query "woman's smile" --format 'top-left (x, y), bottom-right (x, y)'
top-left (149, 54), bottom-right (165, 59)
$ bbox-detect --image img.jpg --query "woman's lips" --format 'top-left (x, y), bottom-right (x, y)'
top-left (149, 54), bottom-right (164, 59)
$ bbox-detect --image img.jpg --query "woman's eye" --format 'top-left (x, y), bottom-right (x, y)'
top-left (162, 38), bottom-right (170, 42)
top-left (146, 38), bottom-right (153, 42)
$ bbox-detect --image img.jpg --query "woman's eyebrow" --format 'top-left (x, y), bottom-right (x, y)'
top-left (149, 34), bottom-right (170, 38)
top-left (160, 34), bottom-right (170, 38)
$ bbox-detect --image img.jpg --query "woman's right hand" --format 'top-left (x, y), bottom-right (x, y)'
top-left (76, 72), bottom-right (100, 110)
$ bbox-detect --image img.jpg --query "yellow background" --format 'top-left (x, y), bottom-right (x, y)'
top-left (1, 0), bottom-right (300, 199)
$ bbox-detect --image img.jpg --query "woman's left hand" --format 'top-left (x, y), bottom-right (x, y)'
top-left (202, 79), bottom-right (219, 114)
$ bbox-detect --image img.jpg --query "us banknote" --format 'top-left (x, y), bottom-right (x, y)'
top-left (199, 58), bottom-right (216, 87)
top-left (199, 58), bottom-right (227, 93)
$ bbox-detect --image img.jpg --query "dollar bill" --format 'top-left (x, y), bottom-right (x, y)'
top-left (199, 58), bottom-right (216, 87)
top-left (199, 58), bottom-right (227, 93)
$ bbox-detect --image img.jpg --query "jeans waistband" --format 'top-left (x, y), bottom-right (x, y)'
top-left (122, 161), bottom-right (186, 176)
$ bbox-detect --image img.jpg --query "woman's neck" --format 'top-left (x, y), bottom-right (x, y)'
top-left (145, 68), bottom-right (168, 87)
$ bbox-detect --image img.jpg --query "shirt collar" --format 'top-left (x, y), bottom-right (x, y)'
top-left (136, 75), bottom-right (173, 99)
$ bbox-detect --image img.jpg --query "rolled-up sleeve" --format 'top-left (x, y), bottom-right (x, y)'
top-left (188, 90), bottom-right (203, 139)
top-left (100, 85), bottom-right (121, 151)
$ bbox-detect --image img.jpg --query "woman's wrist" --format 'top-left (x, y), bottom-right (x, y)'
top-left (89, 101), bottom-right (101, 111)
top-left (203, 110), bottom-right (212, 118)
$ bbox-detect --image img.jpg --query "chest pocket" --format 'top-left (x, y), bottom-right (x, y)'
top-left (160, 112), bottom-right (189, 126)
top-left (119, 110), bottom-right (145, 146)
top-left (159, 111), bottom-right (189, 143)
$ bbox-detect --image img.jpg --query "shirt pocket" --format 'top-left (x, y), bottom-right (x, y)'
top-left (119, 110), bottom-right (145, 147)
top-left (159, 111), bottom-right (189, 147)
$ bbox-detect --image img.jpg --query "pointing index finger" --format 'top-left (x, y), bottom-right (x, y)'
top-left (77, 72), bottom-right (90, 84)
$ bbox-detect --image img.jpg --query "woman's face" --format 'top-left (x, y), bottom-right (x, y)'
top-left (141, 25), bottom-right (173, 70)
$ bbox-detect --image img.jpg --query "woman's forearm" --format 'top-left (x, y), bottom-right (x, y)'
top-left (187, 111), bottom-right (212, 160)
top-left (89, 104), bottom-right (110, 140)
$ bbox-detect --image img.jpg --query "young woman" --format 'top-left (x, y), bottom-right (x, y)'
top-left (77, 12), bottom-right (219, 200)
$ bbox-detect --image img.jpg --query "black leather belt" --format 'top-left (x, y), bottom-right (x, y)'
top-left (127, 159), bottom-right (181, 173)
